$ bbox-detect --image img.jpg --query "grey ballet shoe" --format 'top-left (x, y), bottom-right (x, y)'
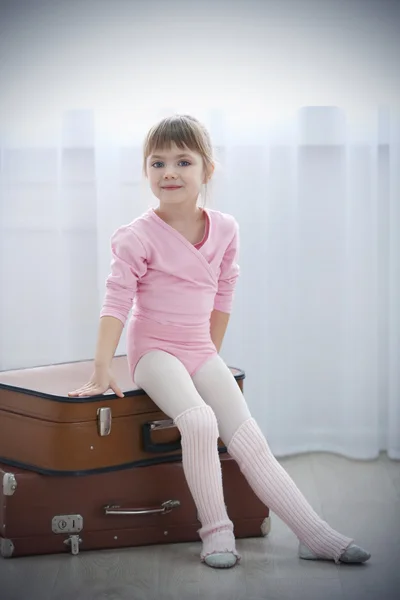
top-left (204, 552), bottom-right (238, 568)
top-left (339, 544), bottom-right (371, 563)
top-left (298, 542), bottom-right (371, 564)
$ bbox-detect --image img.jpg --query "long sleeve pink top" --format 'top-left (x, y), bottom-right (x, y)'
top-left (100, 207), bottom-right (240, 377)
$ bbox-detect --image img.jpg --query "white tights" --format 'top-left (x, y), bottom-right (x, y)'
top-left (135, 350), bottom-right (251, 445)
top-left (134, 350), bottom-right (353, 563)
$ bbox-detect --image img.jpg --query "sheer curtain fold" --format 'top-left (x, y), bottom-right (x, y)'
top-left (0, 106), bottom-right (398, 460)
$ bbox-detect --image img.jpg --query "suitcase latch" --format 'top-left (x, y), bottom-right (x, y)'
top-left (52, 514), bottom-right (83, 555)
top-left (52, 514), bottom-right (83, 534)
top-left (97, 407), bottom-right (112, 436)
top-left (64, 535), bottom-right (82, 556)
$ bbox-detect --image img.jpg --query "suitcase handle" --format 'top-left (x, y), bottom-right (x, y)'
top-left (104, 499), bottom-right (180, 516)
top-left (142, 419), bottom-right (182, 454)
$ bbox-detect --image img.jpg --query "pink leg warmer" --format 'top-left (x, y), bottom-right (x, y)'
top-left (174, 405), bottom-right (240, 561)
top-left (228, 418), bottom-right (353, 563)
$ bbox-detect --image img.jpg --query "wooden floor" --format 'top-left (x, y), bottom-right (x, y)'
top-left (1, 451), bottom-right (399, 600)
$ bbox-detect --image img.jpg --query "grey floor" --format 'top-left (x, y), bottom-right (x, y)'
top-left (1, 451), bottom-right (399, 600)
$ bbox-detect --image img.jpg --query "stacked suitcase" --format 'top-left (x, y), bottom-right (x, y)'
top-left (0, 355), bottom-right (270, 558)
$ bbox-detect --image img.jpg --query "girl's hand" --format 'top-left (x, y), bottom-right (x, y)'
top-left (68, 367), bottom-right (124, 398)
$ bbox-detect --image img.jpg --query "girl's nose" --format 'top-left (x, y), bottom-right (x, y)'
top-left (164, 169), bottom-right (178, 179)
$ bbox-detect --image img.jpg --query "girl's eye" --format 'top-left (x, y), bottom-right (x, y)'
top-left (151, 160), bottom-right (192, 168)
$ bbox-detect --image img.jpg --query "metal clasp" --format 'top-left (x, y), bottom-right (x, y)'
top-left (64, 535), bottom-right (82, 555)
top-left (97, 407), bottom-right (112, 436)
top-left (52, 515), bottom-right (83, 555)
top-left (52, 514), bottom-right (83, 534)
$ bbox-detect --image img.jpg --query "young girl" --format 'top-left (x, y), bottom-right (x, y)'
top-left (69, 115), bottom-right (371, 569)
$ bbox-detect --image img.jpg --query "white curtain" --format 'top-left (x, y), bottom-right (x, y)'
top-left (0, 105), bottom-right (399, 461)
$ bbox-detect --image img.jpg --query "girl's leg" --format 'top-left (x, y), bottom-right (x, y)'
top-left (192, 355), bottom-right (362, 564)
top-left (134, 350), bottom-right (240, 567)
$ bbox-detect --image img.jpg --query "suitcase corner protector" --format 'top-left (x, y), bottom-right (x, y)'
top-left (0, 539), bottom-right (15, 558)
top-left (3, 473), bottom-right (17, 496)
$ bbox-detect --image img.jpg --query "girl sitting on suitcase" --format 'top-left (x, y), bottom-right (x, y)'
top-left (69, 115), bottom-right (371, 569)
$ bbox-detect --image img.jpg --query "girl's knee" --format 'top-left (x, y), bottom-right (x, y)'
top-left (175, 404), bottom-right (219, 437)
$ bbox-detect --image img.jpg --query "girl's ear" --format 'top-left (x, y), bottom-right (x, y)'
top-left (204, 163), bottom-right (215, 183)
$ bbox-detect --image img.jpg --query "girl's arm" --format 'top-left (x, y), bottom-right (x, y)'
top-left (211, 218), bottom-right (240, 352)
top-left (68, 315), bottom-right (125, 397)
top-left (210, 309), bottom-right (230, 353)
top-left (94, 316), bottom-right (125, 368)
top-left (213, 218), bottom-right (240, 315)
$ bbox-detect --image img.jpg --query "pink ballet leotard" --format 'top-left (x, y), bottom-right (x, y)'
top-left (100, 208), bottom-right (239, 381)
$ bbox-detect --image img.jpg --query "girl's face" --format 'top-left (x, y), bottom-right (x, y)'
top-left (146, 144), bottom-right (209, 206)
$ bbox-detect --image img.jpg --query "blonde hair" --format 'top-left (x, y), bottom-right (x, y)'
top-left (142, 114), bottom-right (215, 204)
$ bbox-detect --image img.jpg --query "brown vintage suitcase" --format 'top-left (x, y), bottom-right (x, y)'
top-left (0, 356), bottom-right (244, 475)
top-left (0, 455), bottom-right (271, 558)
